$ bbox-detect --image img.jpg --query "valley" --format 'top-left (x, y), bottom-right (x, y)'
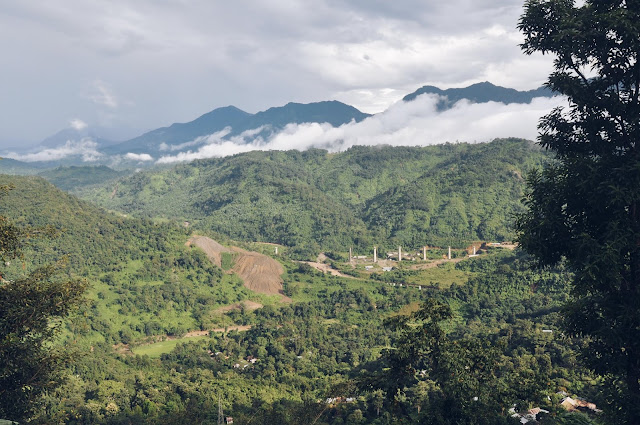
top-left (0, 142), bottom-right (601, 423)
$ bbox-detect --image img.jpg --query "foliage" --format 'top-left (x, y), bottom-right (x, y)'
top-left (366, 299), bottom-right (549, 424)
top-left (517, 0), bottom-right (640, 422)
top-left (0, 185), bottom-right (86, 422)
top-left (81, 139), bottom-right (546, 256)
top-left (38, 165), bottom-right (127, 192)
top-left (0, 168), bottom-right (602, 423)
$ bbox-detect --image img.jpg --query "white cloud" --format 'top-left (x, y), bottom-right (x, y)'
top-left (5, 139), bottom-right (102, 162)
top-left (158, 127), bottom-right (233, 151)
top-left (69, 118), bottom-right (88, 130)
top-left (124, 152), bottom-right (153, 161)
top-left (156, 95), bottom-right (566, 164)
top-left (89, 79), bottom-right (118, 108)
top-left (0, 0), bottom-right (556, 147)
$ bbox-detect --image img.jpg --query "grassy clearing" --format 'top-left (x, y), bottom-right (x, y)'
top-left (406, 265), bottom-right (474, 288)
top-left (133, 335), bottom-right (210, 358)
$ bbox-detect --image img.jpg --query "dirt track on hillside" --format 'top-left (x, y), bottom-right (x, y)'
top-left (187, 236), bottom-right (285, 296)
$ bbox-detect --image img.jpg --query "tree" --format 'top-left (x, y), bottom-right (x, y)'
top-left (516, 1), bottom-right (640, 422)
top-left (377, 299), bottom-right (540, 424)
top-left (0, 184), bottom-right (86, 422)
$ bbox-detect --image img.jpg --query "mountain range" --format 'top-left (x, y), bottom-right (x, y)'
top-left (1, 81), bottom-right (555, 171)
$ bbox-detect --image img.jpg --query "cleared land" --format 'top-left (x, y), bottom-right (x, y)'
top-left (187, 235), bottom-right (285, 296)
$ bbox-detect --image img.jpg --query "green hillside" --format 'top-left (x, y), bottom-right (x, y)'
top-left (0, 175), bottom-right (251, 344)
top-left (38, 165), bottom-right (127, 192)
top-left (0, 173), bottom-right (602, 424)
top-left (81, 138), bottom-right (546, 257)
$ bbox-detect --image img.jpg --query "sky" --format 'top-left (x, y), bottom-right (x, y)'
top-left (0, 0), bottom-right (555, 151)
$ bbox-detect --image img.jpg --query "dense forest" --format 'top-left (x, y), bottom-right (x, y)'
top-left (0, 169), bottom-right (602, 424)
top-left (77, 138), bottom-right (546, 258)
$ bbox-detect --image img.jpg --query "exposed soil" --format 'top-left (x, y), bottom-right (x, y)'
top-left (231, 247), bottom-right (284, 295)
top-left (300, 260), bottom-right (354, 278)
top-left (187, 236), bottom-right (285, 297)
top-left (408, 257), bottom-right (466, 270)
top-left (186, 235), bottom-right (232, 268)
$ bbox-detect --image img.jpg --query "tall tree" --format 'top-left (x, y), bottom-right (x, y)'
top-left (376, 299), bottom-right (545, 424)
top-left (516, 1), bottom-right (640, 422)
top-left (0, 184), bottom-right (86, 422)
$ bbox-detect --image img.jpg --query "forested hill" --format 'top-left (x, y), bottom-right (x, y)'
top-left (80, 138), bottom-right (546, 257)
top-left (0, 175), bottom-right (187, 272)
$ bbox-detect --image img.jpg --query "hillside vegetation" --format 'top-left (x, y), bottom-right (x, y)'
top-left (80, 138), bottom-right (546, 258)
top-left (0, 172), bottom-right (602, 424)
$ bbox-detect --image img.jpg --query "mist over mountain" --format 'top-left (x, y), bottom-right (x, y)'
top-left (1, 82), bottom-right (560, 169)
top-left (105, 101), bottom-right (370, 156)
top-left (403, 81), bottom-right (554, 109)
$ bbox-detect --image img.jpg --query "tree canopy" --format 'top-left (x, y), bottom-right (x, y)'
top-left (516, 1), bottom-right (640, 422)
top-left (0, 184), bottom-right (86, 422)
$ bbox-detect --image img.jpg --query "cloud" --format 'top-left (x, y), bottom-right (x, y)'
top-left (5, 139), bottom-right (102, 162)
top-left (156, 95), bottom-right (566, 164)
top-left (124, 152), bottom-right (153, 161)
top-left (158, 127), bottom-right (232, 151)
top-left (89, 80), bottom-right (118, 108)
top-left (0, 0), bottom-right (556, 148)
top-left (69, 118), bottom-right (88, 131)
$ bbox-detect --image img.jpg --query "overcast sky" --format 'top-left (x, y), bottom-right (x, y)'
top-left (0, 0), bottom-right (553, 149)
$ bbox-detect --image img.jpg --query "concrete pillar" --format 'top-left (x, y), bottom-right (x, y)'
top-left (448, 246), bottom-right (451, 260)
top-left (373, 246), bottom-right (377, 263)
top-left (398, 246), bottom-right (402, 262)
top-left (423, 246), bottom-right (427, 261)
top-left (275, 247), bottom-right (278, 255)
top-left (473, 246), bottom-right (476, 255)
top-left (349, 247), bottom-right (352, 262)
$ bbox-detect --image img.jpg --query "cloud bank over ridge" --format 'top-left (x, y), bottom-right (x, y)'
top-left (156, 94), bottom-right (564, 164)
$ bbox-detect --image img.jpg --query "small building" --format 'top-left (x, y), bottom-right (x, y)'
top-left (225, 417), bottom-right (234, 424)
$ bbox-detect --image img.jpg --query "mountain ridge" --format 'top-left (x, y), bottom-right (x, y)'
top-left (403, 81), bottom-right (555, 109)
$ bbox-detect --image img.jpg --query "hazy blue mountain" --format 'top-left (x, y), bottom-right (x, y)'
top-left (106, 106), bottom-right (252, 155)
top-left (402, 81), bottom-right (555, 110)
top-left (106, 101), bottom-right (370, 155)
top-left (40, 128), bottom-right (109, 148)
top-left (235, 101), bottom-right (370, 134)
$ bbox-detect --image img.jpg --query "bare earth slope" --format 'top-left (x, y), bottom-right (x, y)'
top-left (186, 235), bottom-right (231, 268)
top-left (187, 236), bottom-right (284, 295)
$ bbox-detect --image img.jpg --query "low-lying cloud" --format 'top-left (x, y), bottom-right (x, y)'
top-left (5, 139), bottom-right (102, 162)
top-left (124, 152), bottom-right (153, 162)
top-left (69, 118), bottom-right (88, 131)
top-left (156, 94), bottom-right (565, 164)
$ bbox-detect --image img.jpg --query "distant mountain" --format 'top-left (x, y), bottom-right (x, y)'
top-left (237, 101), bottom-right (370, 134)
top-left (106, 106), bottom-right (252, 155)
top-left (107, 101), bottom-right (370, 156)
top-left (40, 128), bottom-right (114, 149)
top-left (403, 81), bottom-right (555, 110)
